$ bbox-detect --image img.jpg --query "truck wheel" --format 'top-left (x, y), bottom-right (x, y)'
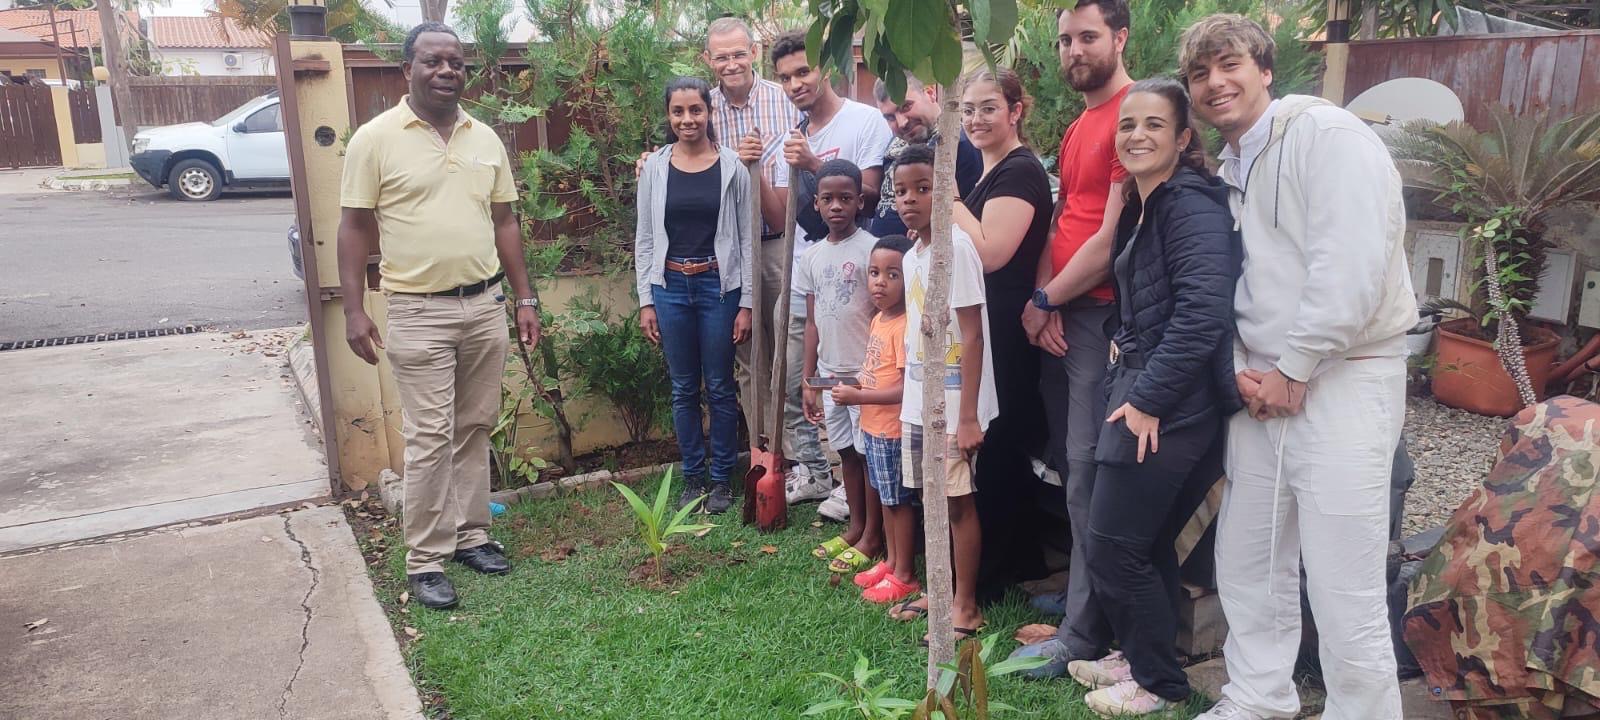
top-left (168, 159), bottom-right (222, 202)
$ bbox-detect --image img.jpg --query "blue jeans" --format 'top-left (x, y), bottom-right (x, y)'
top-left (653, 266), bottom-right (741, 486)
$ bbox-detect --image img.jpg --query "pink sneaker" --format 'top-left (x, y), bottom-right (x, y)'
top-left (1084, 679), bottom-right (1172, 717)
top-left (1067, 650), bottom-right (1132, 690)
top-left (853, 561), bottom-right (892, 588)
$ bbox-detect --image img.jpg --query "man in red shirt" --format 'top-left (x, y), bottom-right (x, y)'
top-left (1010, 0), bottom-right (1134, 679)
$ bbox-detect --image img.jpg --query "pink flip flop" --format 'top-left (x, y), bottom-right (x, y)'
top-left (853, 561), bottom-right (892, 589)
top-left (862, 574), bottom-right (921, 604)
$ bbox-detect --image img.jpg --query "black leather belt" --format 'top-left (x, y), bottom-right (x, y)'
top-left (1109, 342), bottom-right (1145, 369)
top-left (401, 271), bottom-right (506, 298)
top-left (761, 232), bottom-right (783, 241)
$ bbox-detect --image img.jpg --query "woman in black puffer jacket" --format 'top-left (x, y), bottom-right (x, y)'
top-left (1071, 78), bottom-right (1244, 717)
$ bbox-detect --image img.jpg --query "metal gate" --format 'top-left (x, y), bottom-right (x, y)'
top-left (0, 83), bottom-right (63, 169)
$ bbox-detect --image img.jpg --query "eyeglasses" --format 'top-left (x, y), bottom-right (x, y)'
top-left (710, 50), bottom-right (752, 64)
top-left (959, 104), bottom-right (1008, 120)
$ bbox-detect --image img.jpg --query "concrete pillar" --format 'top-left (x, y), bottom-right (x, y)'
top-left (49, 86), bottom-right (80, 169)
top-left (1323, 0), bottom-right (1352, 105)
top-left (94, 85), bottom-right (129, 169)
top-left (276, 7), bottom-right (401, 492)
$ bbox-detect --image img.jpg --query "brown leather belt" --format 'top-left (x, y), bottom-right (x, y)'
top-left (665, 258), bottom-right (719, 276)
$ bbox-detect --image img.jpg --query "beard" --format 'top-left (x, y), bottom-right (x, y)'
top-left (1064, 53), bottom-right (1117, 93)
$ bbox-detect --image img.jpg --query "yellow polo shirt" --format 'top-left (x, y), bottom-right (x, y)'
top-left (339, 97), bottom-right (518, 294)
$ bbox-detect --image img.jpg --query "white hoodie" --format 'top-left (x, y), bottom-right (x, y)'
top-left (1224, 95), bottom-right (1418, 382)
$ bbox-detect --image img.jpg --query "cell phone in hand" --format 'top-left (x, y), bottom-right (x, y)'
top-left (804, 377), bottom-right (860, 389)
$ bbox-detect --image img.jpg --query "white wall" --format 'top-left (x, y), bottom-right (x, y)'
top-left (157, 48), bottom-right (273, 76)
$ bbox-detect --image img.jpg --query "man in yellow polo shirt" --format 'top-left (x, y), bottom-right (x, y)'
top-left (337, 22), bottom-right (540, 610)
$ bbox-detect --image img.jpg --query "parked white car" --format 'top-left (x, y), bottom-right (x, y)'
top-left (130, 92), bottom-right (290, 201)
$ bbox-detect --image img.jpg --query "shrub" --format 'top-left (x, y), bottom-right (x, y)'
top-left (564, 299), bottom-right (672, 444)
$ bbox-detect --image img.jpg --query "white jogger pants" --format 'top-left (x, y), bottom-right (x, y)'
top-left (1216, 356), bottom-right (1405, 720)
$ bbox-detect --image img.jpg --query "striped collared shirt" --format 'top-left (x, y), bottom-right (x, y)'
top-left (711, 77), bottom-right (801, 184)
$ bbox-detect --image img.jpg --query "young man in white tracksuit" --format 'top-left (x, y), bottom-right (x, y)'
top-left (1180, 15), bottom-right (1418, 720)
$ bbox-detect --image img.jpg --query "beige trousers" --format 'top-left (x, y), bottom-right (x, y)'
top-left (384, 290), bottom-right (509, 574)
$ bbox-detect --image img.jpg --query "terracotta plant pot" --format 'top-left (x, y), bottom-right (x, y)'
top-left (1431, 317), bottom-right (1561, 417)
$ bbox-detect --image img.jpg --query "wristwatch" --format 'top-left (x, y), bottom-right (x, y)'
top-left (1031, 288), bottom-right (1058, 311)
top-left (515, 298), bottom-right (539, 310)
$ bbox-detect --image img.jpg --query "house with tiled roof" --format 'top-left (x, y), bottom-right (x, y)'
top-left (0, 7), bottom-right (138, 49)
top-left (0, 7), bottom-right (135, 80)
top-left (150, 16), bottom-right (273, 76)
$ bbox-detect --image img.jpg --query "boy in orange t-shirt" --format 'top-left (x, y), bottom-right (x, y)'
top-left (830, 234), bottom-right (918, 604)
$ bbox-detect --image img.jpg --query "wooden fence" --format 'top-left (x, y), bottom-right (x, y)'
top-left (0, 83), bottom-right (61, 168)
top-left (67, 87), bottom-right (99, 144)
top-left (1344, 30), bottom-right (1600, 129)
top-left (127, 75), bottom-right (278, 127)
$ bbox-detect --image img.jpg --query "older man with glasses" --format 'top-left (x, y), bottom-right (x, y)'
top-left (701, 17), bottom-right (831, 507)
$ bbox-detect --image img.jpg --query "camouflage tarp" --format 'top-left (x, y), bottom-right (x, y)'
top-left (1403, 396), bottom-right (1600, 720)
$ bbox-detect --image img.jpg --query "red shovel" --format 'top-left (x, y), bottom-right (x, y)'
top-left (742, 160), bottom-right (800, 532)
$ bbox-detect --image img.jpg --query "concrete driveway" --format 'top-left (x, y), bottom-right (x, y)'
top-left (0, 329), bottom-right (328, 552)
top-left (0, 187), bottom-right (304, 343)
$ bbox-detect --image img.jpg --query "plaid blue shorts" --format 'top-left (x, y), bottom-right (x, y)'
top-left (861, 431), bottom-right (913, 506)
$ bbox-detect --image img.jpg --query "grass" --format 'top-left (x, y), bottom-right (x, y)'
top-left (361, 477), bottom-right (1212, 720)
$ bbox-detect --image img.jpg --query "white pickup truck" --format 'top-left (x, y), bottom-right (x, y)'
top-left (129, 91), bottom-right (290, 201)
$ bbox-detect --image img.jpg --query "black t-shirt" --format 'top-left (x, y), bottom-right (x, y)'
top-left (965, 146), bottom-right (1051, 296)
top-left (664, 158), bottom-right (721, 259)
top-left (965, 146), bottom-right (1050, 433)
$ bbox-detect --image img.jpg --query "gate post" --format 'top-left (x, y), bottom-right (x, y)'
top-left (275, 1), bottom-right (402, 493)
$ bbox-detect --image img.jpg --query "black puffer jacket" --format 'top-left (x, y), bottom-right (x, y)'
top-left (1109, 166), bottom-right (1245, 431)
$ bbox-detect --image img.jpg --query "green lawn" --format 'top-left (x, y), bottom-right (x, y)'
top-left (361, 477), bottom-right (1210, 720)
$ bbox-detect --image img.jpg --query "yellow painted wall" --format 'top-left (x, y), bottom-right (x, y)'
top-left (49, 87), bottom-right (78, 167)
top-left (74, 142), bottom-right (106, 169)
top-left (508, 272), bottom-right (643, 459)
top-left (0, 58), bottom-right (59, 79)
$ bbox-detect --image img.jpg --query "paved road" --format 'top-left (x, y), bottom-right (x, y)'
top-left (0, 188), bottom-right (304, 342)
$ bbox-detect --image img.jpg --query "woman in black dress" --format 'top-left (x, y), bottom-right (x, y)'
top-left (951, 68), bottom-right (1054, 602)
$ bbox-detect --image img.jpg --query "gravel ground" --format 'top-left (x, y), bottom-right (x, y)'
top-left (1401, 396), bottom-right (1507, 537)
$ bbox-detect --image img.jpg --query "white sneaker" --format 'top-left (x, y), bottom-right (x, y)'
top-left (1194, 697), bottom-right (1268, 720)
top-left (784, 465), bottom-right (832, 504)
top-left (1068, 650), bottom-right (1132, 690)
top-left (817, 484), bottom-right (849, 521)
top-left (1084, 679), bottom-right (1171, 717)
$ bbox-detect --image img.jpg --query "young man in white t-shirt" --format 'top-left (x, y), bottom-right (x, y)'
top-left (737, 30), bottom-right (894, 513)
top-left (886, 143), bottom-right (998, 643)
top-left (797, 159), bottom-right (881, 574)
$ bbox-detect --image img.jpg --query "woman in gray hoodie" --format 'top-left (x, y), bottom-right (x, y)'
top-left (634, 77), bottom-right (754, 515)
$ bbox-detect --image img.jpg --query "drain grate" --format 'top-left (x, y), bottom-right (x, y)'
top-left (0, 325), bottom-right (202, 352)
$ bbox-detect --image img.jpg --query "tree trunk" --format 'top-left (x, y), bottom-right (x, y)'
top-left (1360, 5), bottom-right (1378, 39)
top-left (421, 0), bottom-right (448, 23)
top-left (921, 83), bottom-right (962, 686)
top-left (96, 0), bottom-right (134, 153)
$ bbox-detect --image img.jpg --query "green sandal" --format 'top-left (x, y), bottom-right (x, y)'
top-left (812, 535), bottom-right (848, 560)
top-left (828, 547), bottom-right (875, 574)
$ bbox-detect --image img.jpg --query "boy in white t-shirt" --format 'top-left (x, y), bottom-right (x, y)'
top-left (885, 143), bottom-right (998, 643)
top-left (798, 159), bottom-right (881, 575)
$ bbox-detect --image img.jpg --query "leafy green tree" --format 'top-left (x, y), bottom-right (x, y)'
top-left (1013, 0), bottom-right (1323, 169)
top-left (210, 0), bottom-right (395, 43)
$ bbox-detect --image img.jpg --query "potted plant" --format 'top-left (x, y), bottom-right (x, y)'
top-left (1392, 109), bottom-right (1600, 416)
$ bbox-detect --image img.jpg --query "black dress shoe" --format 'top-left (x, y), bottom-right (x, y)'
top-left (453, 543), bottom-right (512, 575)
top-left (408, 572), bottom-right (458, 609)
top-left (704, 483), bottom-right (734, 515)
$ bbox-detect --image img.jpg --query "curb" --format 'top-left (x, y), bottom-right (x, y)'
top-left (487, 452), bottom-right (754, 508)
top-left (46, 176), bottom-right (134, 191)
